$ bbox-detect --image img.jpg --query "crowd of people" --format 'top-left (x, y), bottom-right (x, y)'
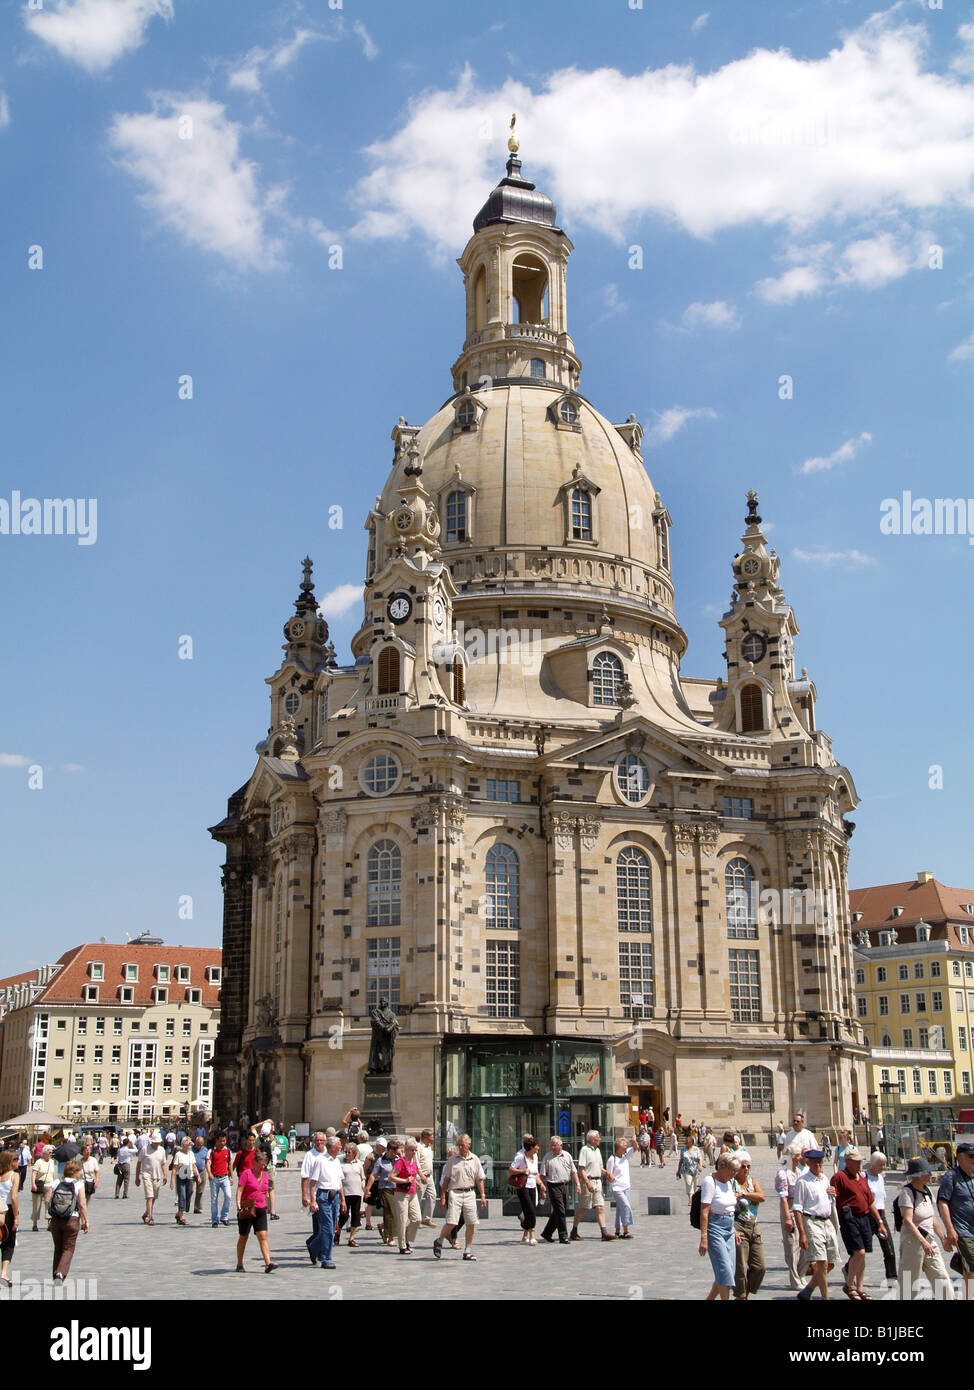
top-left (2, 1104), bottom-right (971, 1302)
top-left (698, 1109), bottom-right (974, 1302)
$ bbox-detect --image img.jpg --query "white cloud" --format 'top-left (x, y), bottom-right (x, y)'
top-left (352, 20), bottom-right (378, 61)
top-left (681, 299), bottom-right (740, 330)
top-left (24, 0), bottom-right (172, 73)
top-left (799, 431), bottom-right (872, 475)
top-left (0, 753), bottom-right (31, 767)
top-left (755, 263), bottom-right (828, 304)
top-left (63, 763), bottom-right (84, 773)
top-left (948, 330), bottom-right (974, 362)
top-left (228, 28), bottom-right (328, 94)
top-left (351, 17), bottom-right (974, 261)
top-left (644, 405), bottom-right (717, 446)
top-left (691, 13), bottom-right (709, 33)
top-left (316, 583), bottom-right (363, 619)
top-left (109, 96), bottom-right (285, 269)
top-left (0, 94), bottom-right (9, 129)
top-left (791, 548), bottom-right (876, 567)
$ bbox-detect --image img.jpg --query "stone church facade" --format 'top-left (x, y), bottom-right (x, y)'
top-left (210, 139), bottom-right (866, 1146)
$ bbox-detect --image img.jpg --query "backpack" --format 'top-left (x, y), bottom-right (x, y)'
top-left (690, 1188), bottom-right (703, 1229)
top-left (49, 1180), bottom-right (77, 1219)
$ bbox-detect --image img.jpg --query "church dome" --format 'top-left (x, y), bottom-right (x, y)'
top-left (472, 154), bottom-right (559, 233)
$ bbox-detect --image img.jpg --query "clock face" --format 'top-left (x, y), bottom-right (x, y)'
top-left (742, 632), bottom-right (766, 664)
top-left (288, 619), bottom-right (305, 639)
top-left (740, 556), bottom-right (761, 577)
top-left (433, 599), bottom-right (445, 628)
top-left (387, 593), bottom-right (412, 624)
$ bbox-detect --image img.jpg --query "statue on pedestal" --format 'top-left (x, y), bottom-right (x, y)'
top-left (367, 999), bottom-right (400, 1074)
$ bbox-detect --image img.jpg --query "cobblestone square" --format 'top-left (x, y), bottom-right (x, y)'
top-left (3, 1147), bottom-right (953, 1303)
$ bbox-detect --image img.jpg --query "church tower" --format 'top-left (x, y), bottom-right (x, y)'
top-left (210, 128), bottom-right (866, 1141)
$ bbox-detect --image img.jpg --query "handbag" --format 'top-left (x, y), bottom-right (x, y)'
top-left (508, 1170), bottom-right (527, 1190)
top-left (238, 1196), bottom-right (257, 1217)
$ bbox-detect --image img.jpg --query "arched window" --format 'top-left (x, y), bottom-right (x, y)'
top-left (377, 646), bottom-right (400, 696)
top-left (485, 844), bottom-right (519, 929)
top-left (740, 683), bottom-right (764, 733)
top-left (741, 1064), bottom-right (773, 1112)
top-left (445, 491), bottom-right (467, 542)
top-left (726, 857), bottom-right (757, 938)
top-left (512, 253), bottom-right (548, 323)
top-left (367, 840), bottom-right (401, 927)
top-left (592, 651), bottom-right (623, 705)
top-left (571, 487), bottom-right (591, 539)
top-left (457, 400), bottom-right (476, 429)
top-left (473, 264), bottom-right (487, 330)
top-left (617, 847), bottom-right (651, 932)
top-left (657, 517), bottom-right (670, 572)
top-left (452, 656), bottom-right (465, 705)
top-left (881, 1033), bottom-right (892, 1048)
top-left (530, 358), bottom-right (546, 379)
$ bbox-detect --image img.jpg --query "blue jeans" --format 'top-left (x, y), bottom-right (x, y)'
top-left (210, 1175), bottom-right (232, 1223)
top-left (311, 1190), bottom-right (340, 1265)
top-left (176, 1175), bottom-right (194, 1214)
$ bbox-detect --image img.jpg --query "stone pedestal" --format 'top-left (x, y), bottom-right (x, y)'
top-left (361, 1073), bottom-right (403, 1135)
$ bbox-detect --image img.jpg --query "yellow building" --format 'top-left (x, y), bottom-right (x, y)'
top-left (0, 935), bottom-right (221, 1126)
top-left (211, 139), bottom-right (866, 1148)
top-left (851, 873), bottom-right (974, 1122)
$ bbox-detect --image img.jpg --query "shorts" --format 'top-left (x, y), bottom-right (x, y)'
top-left (577, 1182), bottom-right (605, 1210)
top-left (839, 1209), bottom-right (873, 1257)
top-left (953, 1235), bottom-right (974, 1274)
top-left (141, 1177), bottom-right (162, 1200)
top-left (803, 1216), bottom-right (839, 1266)
top-left (237, 1207), bottom-right (268, 1236)
top-left (445, 1189), bottom-right (478, 1227)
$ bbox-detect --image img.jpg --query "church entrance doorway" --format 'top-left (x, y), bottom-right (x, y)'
top-left (625, 1063), bottom-right (661, 1130)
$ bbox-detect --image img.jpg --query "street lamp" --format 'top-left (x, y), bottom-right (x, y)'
top-left (879, 1080), bottom-right (899, 1166)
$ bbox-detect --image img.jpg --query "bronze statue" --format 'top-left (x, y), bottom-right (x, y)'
top-left (367, 999), bottom-right (400, 1074)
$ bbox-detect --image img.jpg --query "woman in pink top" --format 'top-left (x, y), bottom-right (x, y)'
top-left (234, 1149), bottom-right (277, 1274)
top-left (392, 1137), bottom-right (422, 1255)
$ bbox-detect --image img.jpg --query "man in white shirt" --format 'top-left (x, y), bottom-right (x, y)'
top-left (571, 1130), bottom-right (615, 1242)
top-left (300, 1133), bottom-right (345, 1270)
top-left (792, 1150), bottom-right (838, 1300)
top-left (416, 1129), bottom-right (436, 1226)
top-left (784, 1111), bottom-right (817, 1154)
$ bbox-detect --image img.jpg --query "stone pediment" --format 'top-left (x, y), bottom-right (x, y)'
top-left (542, 716), bottom-right (728, 778)
top-left (240, 758), bottom-right (309, 817)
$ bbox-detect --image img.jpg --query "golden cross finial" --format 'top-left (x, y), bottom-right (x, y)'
top-left (508, 113), bottom-right (519, 153)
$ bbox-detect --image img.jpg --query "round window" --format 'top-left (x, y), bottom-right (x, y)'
top-left (361, 752), bottom-right (401, 796)
top-left (616, 754), bottom-right (650, 805)
top-left (284, 693), bottom-right (301, 716)
top-left (559, 400), bottom-right (578, 424)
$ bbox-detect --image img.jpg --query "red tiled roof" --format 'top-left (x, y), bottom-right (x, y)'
top-left (0, 968), bottom-right (49, 992)
top-left (849, 877), bottom-right (974, 948)
top-left (33, 944), bottom-right (222, 1008)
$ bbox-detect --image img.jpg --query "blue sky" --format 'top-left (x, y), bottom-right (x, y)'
top-left (2, 0), bottom-right (974, 974)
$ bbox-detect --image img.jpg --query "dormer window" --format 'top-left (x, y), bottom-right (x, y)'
top-left (560, 400), bottom-right (578, 424)
top-left (852, 911), bottom-right (864, 923)
top-left (124, 963), bottom-right (138, 982)
top-left (445, 491), bottom-right (467, 542)
top-left (88, 962), bottom-right (104, 981)
top-left (592, 652), bottom-right (623, 705)
top-left (880, 931), bottom-right (893, 946)
top-left (964, 904), bottom-right (974, 915)
top-left (549, 391), bottom-right (583, 433)
top-left (891, 906), bottom-right (904, 917)
top-left (155, 964), bottom-right (170, 983)
top-left (916, 923), bottom-right (931, 942)
top-left (206, 965), bottom-right (221, 984)
top-left (176, 964), bottom-right (190, 983)
top-left (451, 393), bottom-right (485, 436)
top-left (82, 986), bottom-right (99, 1003)
top-left (152, 986), bottom-right (168, 1003)
top-left (118, 986), bottom-right (134, 1003)
top-left (571, 488), bottom-right (592, 540)
top-left (186, 988), bottom-right (202, 1005)
top-left (530, 358), bottom-right (546, 379)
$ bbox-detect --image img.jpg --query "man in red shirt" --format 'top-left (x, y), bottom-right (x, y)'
top-left (206, 1133), bottom-right (233, 1226)
top-left (832, 1147), bottom-right (886, 1300)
